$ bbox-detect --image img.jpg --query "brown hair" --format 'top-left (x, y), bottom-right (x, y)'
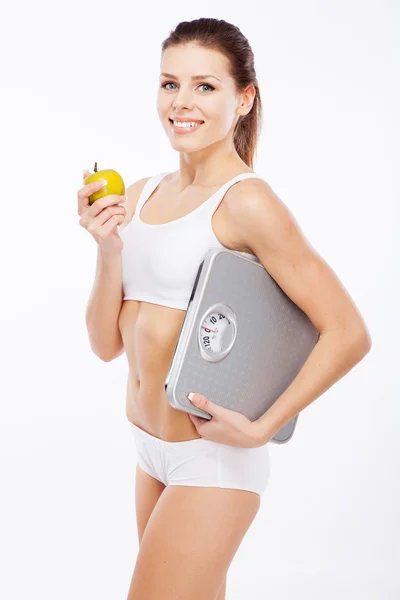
top-left (161, 18), bottom-right (262, 169)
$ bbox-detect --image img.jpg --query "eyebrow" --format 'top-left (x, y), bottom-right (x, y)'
top-left (160, 73), bottom-right (221, 82)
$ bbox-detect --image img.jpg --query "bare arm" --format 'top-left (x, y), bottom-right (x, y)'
top-left (85, 250), bottom-right (124, 362)
top-left (222, 178), bottom-right (372, 443)
top-left (84, 176), bottom-right (150, 362)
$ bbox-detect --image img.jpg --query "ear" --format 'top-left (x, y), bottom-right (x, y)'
top-left (237, 85), bottom-right (256, 117)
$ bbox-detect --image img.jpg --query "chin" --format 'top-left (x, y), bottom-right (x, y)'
top-left (170, 141), bottom-right (209, 154)
top-left (169, 136), bottom-right (203, 147)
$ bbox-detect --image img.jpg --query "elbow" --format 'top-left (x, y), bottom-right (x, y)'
top-left (89, 346), bottom-right (111, 363)
top-left (89, 342), bottom-right (124, 363)
top-left (98, 353), bottom-right (114, 363)
top-left (363, 331), bottom-right (372, 353)
top-left (96, 351), bottom-right (123, 363)
top-left (102, 349), bottom-right (125, 362)
top-left (350, 326), bottom-right (372, 359)
top-left (99, 347), bottom-right (125, 363)
top-left (357, 321), bottom-right (372, 352)
top-left (342, 311), bottom-right (373, 356)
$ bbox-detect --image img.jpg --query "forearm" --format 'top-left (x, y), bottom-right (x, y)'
top-left (85, 248), bottom-right (124, 361)
top-left (255, 328), bottom-right (372, 443)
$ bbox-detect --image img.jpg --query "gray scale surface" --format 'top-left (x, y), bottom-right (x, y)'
top-left (165, 248), bottom-right (320, 444)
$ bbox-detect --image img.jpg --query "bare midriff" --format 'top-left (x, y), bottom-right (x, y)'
top-left (117, 168), bottom-right (257, 443)
top-left (118, 299), bottom-right (203, 442)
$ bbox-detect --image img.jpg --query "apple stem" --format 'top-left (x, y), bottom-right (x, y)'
top-left (94, 161), bottom-right (97, 172)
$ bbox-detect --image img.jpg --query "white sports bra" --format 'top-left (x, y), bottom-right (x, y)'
top-left (120, 171), bottom-right (262, 311)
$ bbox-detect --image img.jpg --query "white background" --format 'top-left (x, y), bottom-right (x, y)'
top-left (1, 0), bottom-right (399, 598)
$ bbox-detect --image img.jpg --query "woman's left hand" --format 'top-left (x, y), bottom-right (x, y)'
top-left (187, 392), bottom-right (266, 448)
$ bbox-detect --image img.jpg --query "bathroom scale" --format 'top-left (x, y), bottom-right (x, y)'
top-left (165, 248), bottom-right (320, 444)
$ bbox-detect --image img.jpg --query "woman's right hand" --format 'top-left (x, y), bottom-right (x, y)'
top-left (78, 169), bottom-right (127, 254)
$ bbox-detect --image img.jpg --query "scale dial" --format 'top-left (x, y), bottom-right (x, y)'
top-left (198, 303), bottom-right (237, 362)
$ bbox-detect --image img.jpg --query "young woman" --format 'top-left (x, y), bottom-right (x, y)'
top-left (78, 18), bottom-right (371, 600)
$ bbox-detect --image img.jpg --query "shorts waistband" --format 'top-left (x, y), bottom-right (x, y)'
top-left (129, 421), bottom-right (210, 447)
top-left (129, 421), bottom-right (166, 445)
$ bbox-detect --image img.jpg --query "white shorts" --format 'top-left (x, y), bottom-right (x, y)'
top-left (130, 422), bottom-right (271, 496)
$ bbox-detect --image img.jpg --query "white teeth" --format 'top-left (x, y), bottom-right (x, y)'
top-left (172, 120), bottom-right (202, 128)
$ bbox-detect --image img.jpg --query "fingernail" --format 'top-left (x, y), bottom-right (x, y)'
top-left (188, 392), bottom-right (195, 401)
top-left (100, 180), bottom-right (107, 187)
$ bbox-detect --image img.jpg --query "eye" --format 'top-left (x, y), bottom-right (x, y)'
top-left (160, 82), bottom-right (215, 92)
top-left (161, 82), bottom-right (177, 91)
top-left (198, 84), bottom-right (215, 92)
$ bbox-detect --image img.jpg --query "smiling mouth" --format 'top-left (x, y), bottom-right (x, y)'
top-left (169, 118), bottom-right (205, 127)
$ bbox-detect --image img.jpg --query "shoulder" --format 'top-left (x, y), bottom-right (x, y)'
top-left (223, 175), bottom-right (296, 248)
top-left (227, 175), bottom-right (282, 210)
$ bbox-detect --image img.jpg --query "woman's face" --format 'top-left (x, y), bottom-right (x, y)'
top-left (157, 43), bottom-right (244, 153)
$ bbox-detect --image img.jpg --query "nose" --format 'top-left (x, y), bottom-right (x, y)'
top-left (172, 86), bottom-right (194, 111)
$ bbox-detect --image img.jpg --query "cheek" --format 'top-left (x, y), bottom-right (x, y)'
top-left (208, 111), bottom-right (233, 135)
top-left (156, 94), bottom-right (168, 115)
top-left (206, 100), bottom-right (233, 128)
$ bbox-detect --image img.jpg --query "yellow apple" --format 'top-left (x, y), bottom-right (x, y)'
top-left (84, 161), bottom-right (125, 205)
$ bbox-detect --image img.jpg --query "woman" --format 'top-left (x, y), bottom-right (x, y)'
top-left (78, 18), bottom-right (371, 600)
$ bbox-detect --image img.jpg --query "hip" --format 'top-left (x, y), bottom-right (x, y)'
top-left (126, 383), bottom-right (202, 443)
top-left (130, 420), bottom-right (271, 495)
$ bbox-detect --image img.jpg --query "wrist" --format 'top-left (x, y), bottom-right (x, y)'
top-left (98, 246), bottom-right (122, 262)
top-left (252, 417), bottom-right (273, 446)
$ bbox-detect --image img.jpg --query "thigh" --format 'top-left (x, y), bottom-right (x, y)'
top-left (135, 464), bottom-right (166, 544)
top-left (127, 484), bottom-right (260, 600)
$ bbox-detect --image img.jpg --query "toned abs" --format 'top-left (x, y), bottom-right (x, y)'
top-left (118, 300), bottom-right (201, 442)
top-left (118, 171), bottom-right (255, 443)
